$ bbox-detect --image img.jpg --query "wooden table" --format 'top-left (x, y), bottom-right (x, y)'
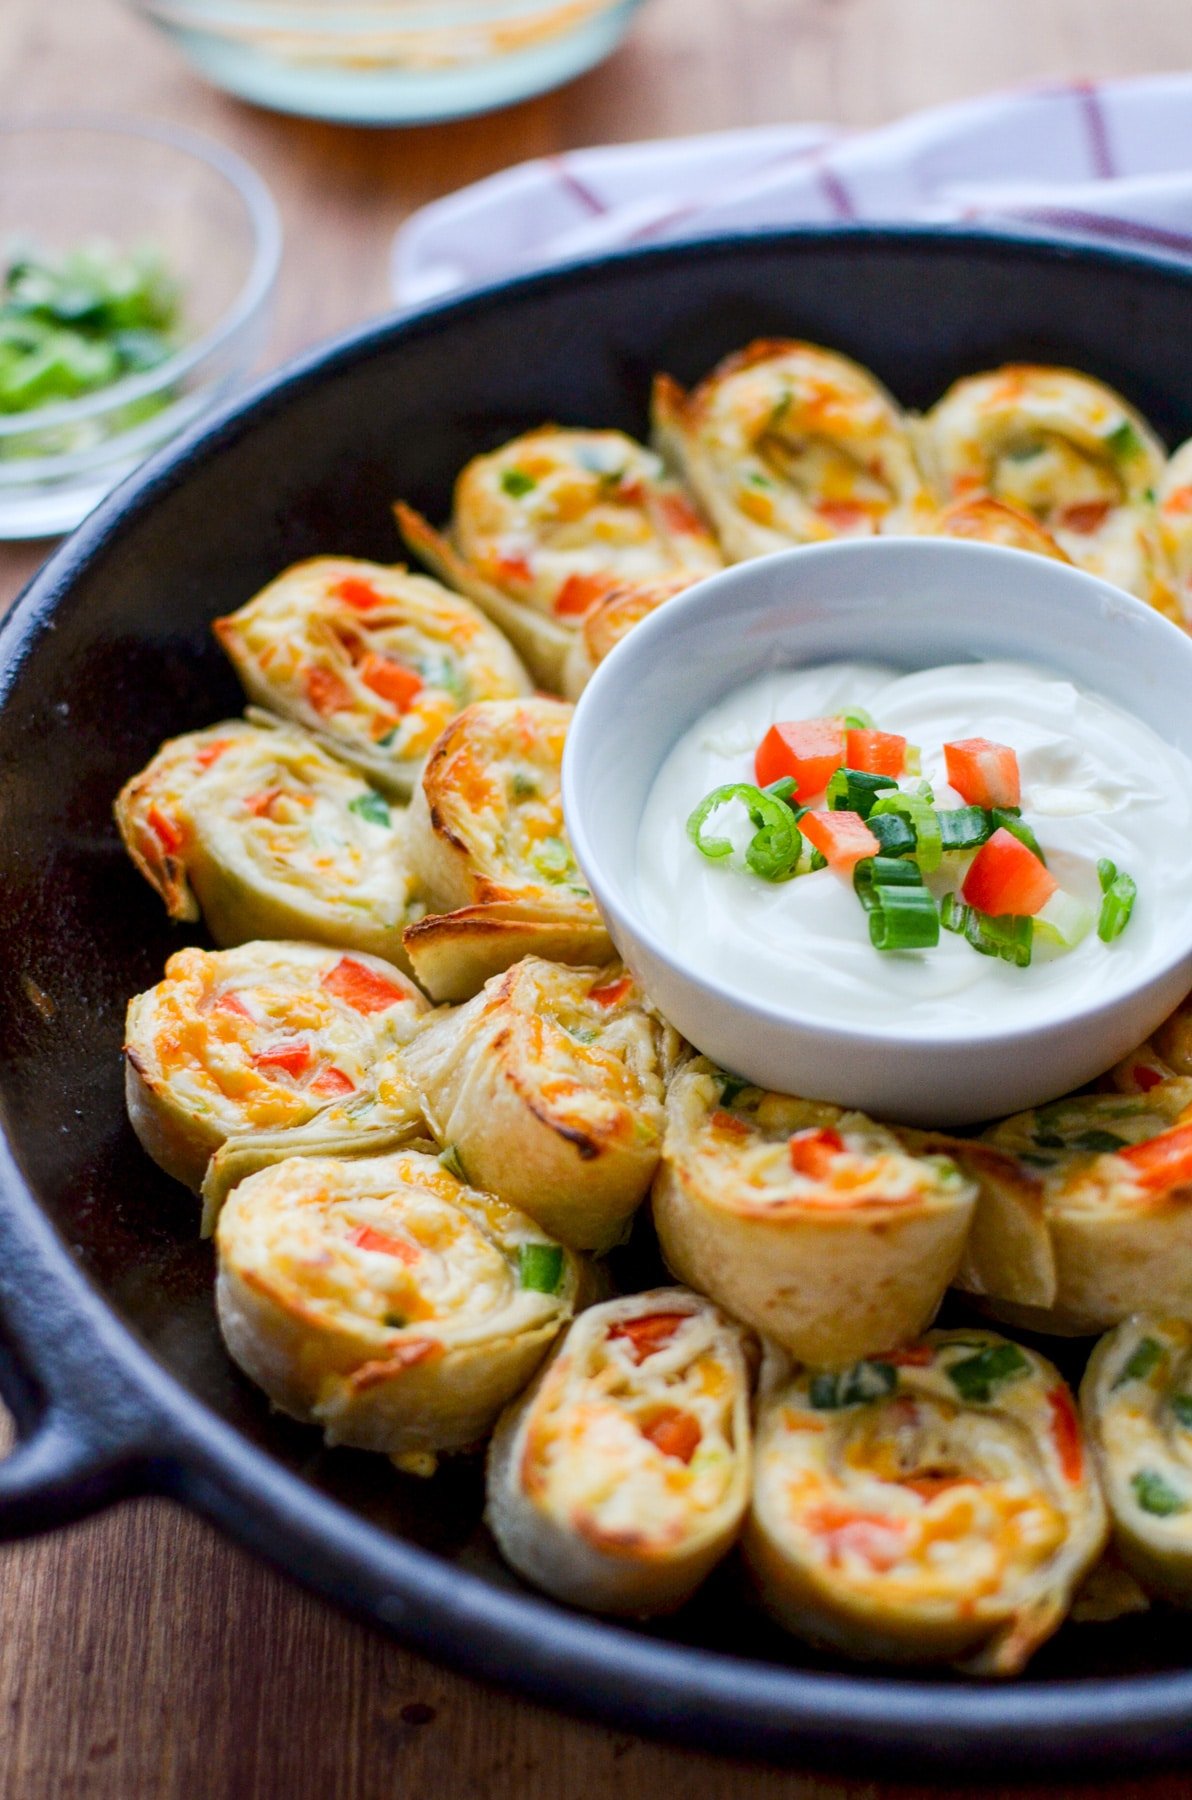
top-left (2, 2), bottom-right (1191, 1793)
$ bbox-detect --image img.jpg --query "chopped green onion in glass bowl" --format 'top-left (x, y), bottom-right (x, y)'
top-left (0, 118), bottom-right (281, 540)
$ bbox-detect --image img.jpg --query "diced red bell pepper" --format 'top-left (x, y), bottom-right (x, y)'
top-left (608, 1313), bottom-right (686, 1364)
top-left (147, 806), bottom-right (183, 855)
top-left (320, 956), bottom-right (407, 1014)
top-left (359, 653), bottom-right (423, 712)
top-left (659, 492), bottom-right (707, 536)
top-left (1057, 501), bottom-right (1111, 535)
top-left (845, 728), bottom-right (907, 777)
top-left (308, 1065), bottom-right (355, 1098)
top-left (1164, 485), bottom-right (1192, 518)
top-left (962, 828), bottom-right (1056, 917)
top-left (305, 665), bottom-right (353, 718)
top-left (1117, 1122), bottom-right (1192, 1193)
top-left (800, 808), bottom-right (881, 872)
top-left (193, 739), bottom-right (232, 770)
top-left (1046, 1385), bottom-right (1084, 1484)
top-left (333, 578), bottom-right (384, 611)
top-left (252, 1039), bottom-right (313, 1077)
top-left (350, 1224), bottom-right (418, 1263)
top-left (943, 738), bottom-right (1022, 809)
top-left (788, 1126), bottom-right (844, 1179)
top-left (553, 572), bottom-right (615, 618)
top-left (815, 500), bottom-right (873, 532)
top-left (588, 974), bottom-right (632, 1008)
top-left (755, 718), bottom-right (846, 798)
top-left (640, 1408), bottom-right (702, 1464)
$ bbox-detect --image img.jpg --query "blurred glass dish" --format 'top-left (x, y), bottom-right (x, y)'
top-left (0, 118), bottom-right (280, 540)
top-left (127, 0), bottom-right (647, 123)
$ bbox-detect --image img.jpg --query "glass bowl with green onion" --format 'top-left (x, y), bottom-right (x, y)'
top-left (0, 118), bottom-right (280, 539)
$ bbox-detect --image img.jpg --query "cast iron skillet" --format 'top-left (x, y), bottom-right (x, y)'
top-left (3, 227), bottom-right (1192, 1777)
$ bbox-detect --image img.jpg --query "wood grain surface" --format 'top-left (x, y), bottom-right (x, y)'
top-left (2, 2), bottom-right (1192, 1794)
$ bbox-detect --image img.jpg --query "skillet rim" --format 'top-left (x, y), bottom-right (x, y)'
top-left (5, 222), bottom-right (1192, 1773)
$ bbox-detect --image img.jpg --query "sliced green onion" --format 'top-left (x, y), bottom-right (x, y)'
top-left (1113, 1337), bottom-right (1163, 1389)
top-left (348, 789), bottom-right (390, 828)
top-left (1099, 870), bottom-right (1137, 942)
top-left (1098, 858), bottom-right (1118, 893)
top-left (518, 1242), bottom-right (565, 1294)
top-left (946, 1343), bottom-right (1029, 1404)
top-left (990, 806), bottom-right (1046, 864)
top-left (1171, 1395), bottom-right (1192, 1430)
top-left (1106, 418), bottom-right (1143, 461)
top-left (686, 782), bottom-right (803, 881)
top-left (1071, 1129), bottom-right (1127, 1152)
top-left (500, 467), bottom-right (536, 497)
top-left (854, 855), bottom-right (923, 912)
top-left (870, 790), bottom-right (943, 873)
top-left (809, 1359), bottom-right (897, 1409)
top-left (1132, 1468), bottom-right (1186, 1516)
top-left (762, 776), bottom-right (798, 804)
top-left (839, 705), bottom-right (875, 731)
top-left (807, 848), bottom-right (828, 873)
top-left (438, 1143), bottom-right (467, 1181)
top-left (867, 884), bottom-right (939, 951)
top-left (825, 766), bottom-right (898, 818)
top-left (937, 806), bottom-right (992, 853)
top-left (867, 812), bottom-right (917, 857)
top-left (1034, 889), bottom-right (1093, 950)
top-left (941, 894), bottom-right (1033, 966)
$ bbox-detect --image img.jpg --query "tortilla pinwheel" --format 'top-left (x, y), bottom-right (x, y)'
top-left (1083, 1314), bottom-right (1192, 1607)
top-left (114, 718), bottom-right (417, 964)
top-left (918, 365), bottom-right (1178, 618)
top-left (487, 1288), bottom-right (753, 1615)
top-left (403, 957), bottom-right (684, 1252)
top-left (651, 339), bottom-right (932, 562)
top-left (396, 426), bottom-right (722, 689)
top-left (652, 1059), bottom-right (977, 1367)
top-left (216, 1146), bottom-right (583, 1470)
top-left (402, 697), bottom-right (611, 1001)
top-left (746, 1331), bottom-right (1106, 1673)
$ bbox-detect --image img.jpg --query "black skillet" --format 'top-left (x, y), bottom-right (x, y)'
top-left (3, 227), bottom-right (1192, 1777)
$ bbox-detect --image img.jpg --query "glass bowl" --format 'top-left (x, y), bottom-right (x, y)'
top-left (126, 0), bottom-right (647, 124)
top-left (0, 117), bottom-right (280, 540)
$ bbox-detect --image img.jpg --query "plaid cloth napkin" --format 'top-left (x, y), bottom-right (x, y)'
top-left (391, 75), bottom-right (1192, 306)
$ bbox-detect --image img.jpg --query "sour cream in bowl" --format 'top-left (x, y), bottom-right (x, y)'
top-left (561, 539), bottom-right (1192, 1125)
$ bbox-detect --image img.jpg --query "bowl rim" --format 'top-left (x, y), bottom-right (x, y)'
top-left (563, 535), bottom-right (1192, 1050)
top-left (10, 223), bottom-right (1192, 1771)
top-left (0, 112), bottom-right (282, 439)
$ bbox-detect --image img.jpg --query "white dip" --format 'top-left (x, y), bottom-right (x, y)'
top-left (635, 660), bottom-right (1192, 1036)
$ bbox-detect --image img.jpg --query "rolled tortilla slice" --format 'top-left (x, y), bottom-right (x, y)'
top-left (1109, 991), bottom-right (1192, 1093)
top-left (918, 365), bottom-right (1178, 618)
top-left (652, 1059), bottom-right (977, 1367)
top-left (745, 1330), bottom-right (1106, 1674)
top-left (1082, 1315), bottom-right (1192, 1606)
top-left (215, 1146), bottom-right (583, 1468)
top-left (930, 495), bottom-right (1071, 560)
top-left (1158, 439), bottom-right (1192, 622)
top-left (403, 697), bottom-right (611, 1000)
top-left (123, 939), bottom-right (428, 1217)
top-left (652, 339), bottom-right (932, 562)
top-left (213, 556), bottom-right (531, 798)
top-left (952, 1083), bottom-right (1192, 1335)
top-left (487, 1287), bottom-right (753, 1615)
top-left (115, 719), bottom-right (418, 965)
top-left (396, 426), bottom-right (721, 690)
top-left (559, 573), bottom-right (695, 700)
top-left (403, 957), bottom-right (684, 1252)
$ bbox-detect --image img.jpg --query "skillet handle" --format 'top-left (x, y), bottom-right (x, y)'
top-left (0, 1151), bottom-right (160, 1539)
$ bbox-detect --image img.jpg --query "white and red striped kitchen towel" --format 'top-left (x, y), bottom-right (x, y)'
top-left (391, 75), bottom-right (1192, 307)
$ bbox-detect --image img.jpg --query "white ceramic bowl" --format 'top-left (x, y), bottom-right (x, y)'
top-left (562, 538), bottom-right (1192, 1126)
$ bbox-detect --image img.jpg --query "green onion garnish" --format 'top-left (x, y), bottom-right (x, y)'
top-left (1098, 858), bottom-right (1117, 892)
top-left (1171, 1395), bottom-right (1192, 1430)
top-left (501, 467), bottom-right (536, 497)
top-left (348, 789), bottom-right (390, 828)
top-left (870, 790), bottom-right (943, 873)
top-left (1106, 418), bottom-right (1143, 461)
top-left (867, 885), bottom-right (940, 951)
top-left (941, 894), bottom-right (1033, 966)
top-left (990, 806), bottom-right (1046, 864)
top-left (762, 776), bottom-right (799, 806)
top-left (687, 782), bottom-right (802, 881)
top-left (438, 1144), bottom-right (467, 1181)
top-left (1098, 870), bottom-right (1137, 942)
top-left (809, 1359), bottom-right (897, 1409)
top-left (867, 812), bottom-right (917, 857)
top-left (1132, 1468), bottom-right (1186, 1516)
top-left (1113, 1336), bottom-right (1163, 1388)
top-left (839, 705), bottom-right (875, 731)
top-left (807, 848), bottom-right (828, 872)
top-left (825, 766), bottom-right (898, 818)
top-left (854, 855), bottom-right (923, 912)
top-left (946, 1342), bottom-right (1030, 1403)
top-left (518, 1243), bottom-right (565, 1294)
top-left (937, 806), bottom-right (992, 853)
